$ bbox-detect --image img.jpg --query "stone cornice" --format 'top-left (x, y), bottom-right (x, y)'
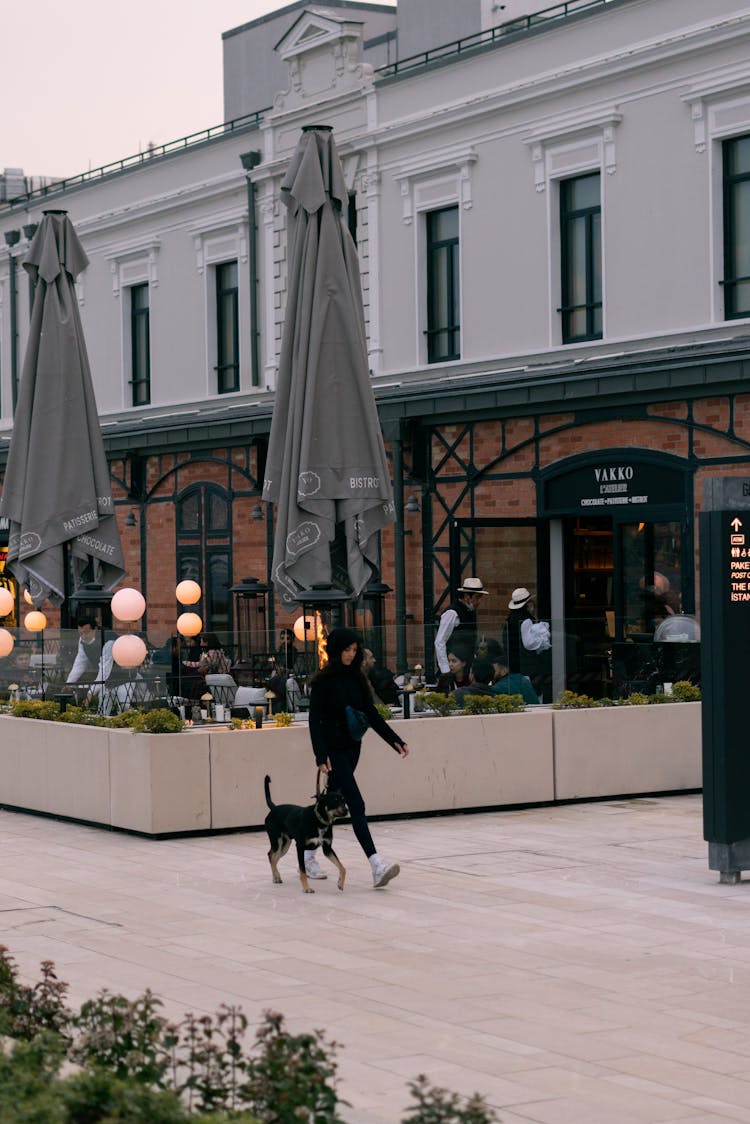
top-left (367, 10), bottom-right (750, 152)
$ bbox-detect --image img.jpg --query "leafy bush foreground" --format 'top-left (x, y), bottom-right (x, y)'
top-left (0, 946), bottom-right (499, 1123)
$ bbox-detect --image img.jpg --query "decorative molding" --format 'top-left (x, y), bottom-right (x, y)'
top-left (191, 219), bottom-right (247, 275)
top-left (77, 171), bottom-right (246, 241)
top-left (105, 238), bottom-right (161, 297)
top-left (362, 170), bottom-right (381, 197)
top-left (683, 67), bottom-right (750, 152)
top-left (393, 144), bottom-right (478, 224)
top-left (524, 107), bottom-right (622, 192)
top-left (276, 11), bottom-right (362, 64)
top-left (272, 9), bottom-right (373, 113)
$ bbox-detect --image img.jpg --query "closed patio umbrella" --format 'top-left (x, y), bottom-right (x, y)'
top-left (263, 126), bottom-right (395, 607)
top-left (0, 211), bottom-right (125, 608)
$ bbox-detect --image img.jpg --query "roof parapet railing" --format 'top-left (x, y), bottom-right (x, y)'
top-left (376, 0), bottom-right (617, 79)
top-left (7, 107), bottom-right (270, 208)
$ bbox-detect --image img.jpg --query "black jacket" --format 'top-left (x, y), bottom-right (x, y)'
top-left (309, 665), bottom-right (405, 766)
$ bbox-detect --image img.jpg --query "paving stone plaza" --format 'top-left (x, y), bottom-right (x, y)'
top-left (2, 795), bottom-right (749, 1122)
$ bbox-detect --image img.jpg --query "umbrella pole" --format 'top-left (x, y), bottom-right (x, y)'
top-left (61, 542), bottom-right (71, 630)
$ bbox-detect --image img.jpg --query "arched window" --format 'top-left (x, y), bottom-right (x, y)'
top-left (176, 484), bottom-right (232, 634)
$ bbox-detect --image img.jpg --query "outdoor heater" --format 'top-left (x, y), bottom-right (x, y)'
top-left (294, 582), bottom-right (351, 671)
top-left (351, 578), bottom-right (391, 666)
top-left (229, 576), bottom-right (270, 663)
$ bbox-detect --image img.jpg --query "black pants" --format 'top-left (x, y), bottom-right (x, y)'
top-left (328, 746), bottom-right (375, 859)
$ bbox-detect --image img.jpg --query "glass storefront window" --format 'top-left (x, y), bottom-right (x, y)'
top-left (621, 521), bottom-right (682, 637)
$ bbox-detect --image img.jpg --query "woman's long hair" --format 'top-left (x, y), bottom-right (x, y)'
top-left (202, 632), bottom-right (223, 650)
top-left (312, 629), bottom-right (368, 688)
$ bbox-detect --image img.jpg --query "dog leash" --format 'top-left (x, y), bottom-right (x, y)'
top-left (315, 766), bottom-right (327, 798)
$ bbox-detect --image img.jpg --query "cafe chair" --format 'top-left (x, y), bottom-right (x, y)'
top-left (204, 672), bottom-right (238, 708)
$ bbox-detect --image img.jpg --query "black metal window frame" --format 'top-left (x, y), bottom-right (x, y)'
top-left (425, 205), bottom-right (460, 363)
top-left (722, 134), bottom-right (750, 320)
top-left (215, 260), bottom-right (240, 394)
top-left (176, 483), bottom-right (233, 635)
top-left (559, 172), bottom-right (602, 344)
top-left (129, 282), bottom-right (151, 407)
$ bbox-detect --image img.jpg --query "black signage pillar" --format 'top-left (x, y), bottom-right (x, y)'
top-left (700, 478), bottom-right (750, 883)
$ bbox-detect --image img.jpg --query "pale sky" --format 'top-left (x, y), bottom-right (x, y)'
top-left (3, 1), bottom-right (393, 181)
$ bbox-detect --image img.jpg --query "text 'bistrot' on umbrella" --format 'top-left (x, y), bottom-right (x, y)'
top-left (0, 210), bottom-right (125, 608)
top-left (262, 126), bottom-right (395, 607)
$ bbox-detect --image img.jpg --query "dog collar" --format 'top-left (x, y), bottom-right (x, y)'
top-left (315, 805), bottom-right (329, 826)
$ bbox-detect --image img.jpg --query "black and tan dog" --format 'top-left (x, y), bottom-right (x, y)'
top-left (263, 774), bottom-right (348, 893)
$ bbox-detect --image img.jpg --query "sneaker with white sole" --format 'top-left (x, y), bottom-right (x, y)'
top-left (304, 851), bottom-right (327, 880)
top-left (371, 856), bottom-right (400, 889)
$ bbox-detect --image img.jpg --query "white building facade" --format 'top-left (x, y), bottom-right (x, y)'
top-left (1, 0), bottom-right (749, 693)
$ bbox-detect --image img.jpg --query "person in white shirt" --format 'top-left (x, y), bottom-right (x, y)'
top-left (65, 617), bottom-right (102, 686)
top-left (84, 635), bottom-right (151, 715)
top-left (434, 577), bottom-right (489, 675)
top-left (507, 587), bottom-right (551, 653)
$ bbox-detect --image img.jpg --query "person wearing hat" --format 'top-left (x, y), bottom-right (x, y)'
top-left (507, 587), bottom-right (551, 654)
top-left (434, 576), bottom-right (489, 675)
top-left (308, 627), bottom-right (409, 889)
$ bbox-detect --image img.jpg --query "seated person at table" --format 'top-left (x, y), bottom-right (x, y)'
top-left (435, 643), bottom-right (472, 694)
top-left (489, 647), bottom-right (539, 705)
top-left (362, 648), bottom-right (400, 706)
top-left (274, 628), bottom-right (299, 673)
top-left (85, 636), bottom-right (152, 715)
top-left (166, 635), bottom-right (205, 702)
top-left (454, 658), bottom-right (495, 705)
top-left (185, 633), bottom-right (231, 676)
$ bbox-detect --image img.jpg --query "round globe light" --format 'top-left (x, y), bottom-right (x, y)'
top-left (111, 587), bottom-right (146, 623)
top-left (177, 611), bottom-right (203, 638)
top-left (175, 580), bottom-right (202, 606)
top-left (292, 614), bottom-right (316, 643)
top-left (24, 611), bottom-right (47, 632)
top-left (0, 628), bottom-right (14, 657)
top-left (23, 589), bottom-right (34, 605)
top-left (112, 634), bottom-right (147, 669)
top-left (0, 588), bottom-right (14, 618)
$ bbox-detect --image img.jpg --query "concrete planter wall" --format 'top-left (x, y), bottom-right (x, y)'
top-left (0, 703), bottom-right (701, 836)
top-left (209, 710), bottom-right (555, 830)
top-left (552, 702), bottom-right (702, 800)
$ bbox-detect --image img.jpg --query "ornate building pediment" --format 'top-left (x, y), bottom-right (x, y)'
top-left (272, 8), bottom-right (374, 112)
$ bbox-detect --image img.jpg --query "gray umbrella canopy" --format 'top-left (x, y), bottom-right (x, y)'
top-left (262, 126), bottom-right (395, 607)
top-left (0, 211), bottom-right (125, 607)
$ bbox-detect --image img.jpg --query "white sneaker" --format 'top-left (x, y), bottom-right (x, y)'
top-left (304, 851), bottom-right (327, 880)
top-left (371, 856), bottom-right (400, 889)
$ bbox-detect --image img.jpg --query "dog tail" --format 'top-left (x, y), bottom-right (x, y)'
top-left (264, 774), bottom-right (274, 810)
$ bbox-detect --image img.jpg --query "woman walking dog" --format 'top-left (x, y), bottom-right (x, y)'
top-left (308, 628), bottom-right (409, 888)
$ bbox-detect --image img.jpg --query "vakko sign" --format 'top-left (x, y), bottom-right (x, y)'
top-left (541, 455), bottom-right (685, 516)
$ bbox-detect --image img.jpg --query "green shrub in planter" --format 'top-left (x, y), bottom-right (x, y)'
top-left (491, 693), bottom-right (526, 713)
top-left (105, 709), bottom-right (147, 730)
top-left (140, 709), bottom-right (184, 734)
top-left (9, 699), bottom-right (60, 721)
top-left (672, 680), bottom-right (701, 702)
top-left (553, 690), bottom-right (601, 709)
top-left (421, 692), bottom-right (458, 717)
top-left (56, 706), bottom-right (89, 725)
top-left (461, 693), bottom-right (525, 715)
